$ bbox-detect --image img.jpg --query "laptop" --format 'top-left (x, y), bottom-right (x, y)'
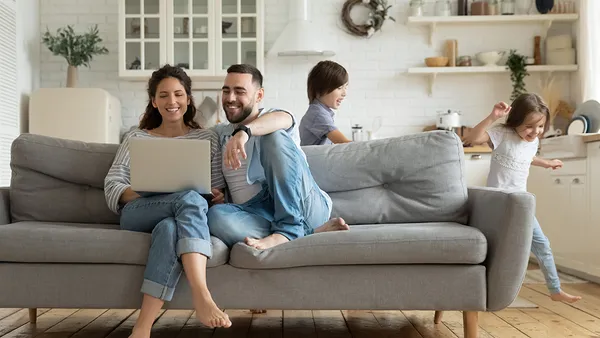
top-left (129, 137), bottom-right (212, 195)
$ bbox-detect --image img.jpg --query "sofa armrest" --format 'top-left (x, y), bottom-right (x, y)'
top-left (0, 187), bottom-right (10, 225)
top-left (467, 187), bottom-right (534, 311)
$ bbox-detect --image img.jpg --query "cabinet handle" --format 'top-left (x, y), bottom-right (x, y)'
top-left (554, 178), bottom-right (561, 184)
top-left (573, 178), bottom-right (580, 184)
top-left (471, 154), bottom-right (482, 160)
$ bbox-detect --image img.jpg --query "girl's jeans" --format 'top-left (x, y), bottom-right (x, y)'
top-left (532, 217), bottom-right (561, 294)
top-left (120, 190), bottom-right (211, 301)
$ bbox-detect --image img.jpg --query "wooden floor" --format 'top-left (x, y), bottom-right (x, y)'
top-left (2, 267), bottom-right (600, 338)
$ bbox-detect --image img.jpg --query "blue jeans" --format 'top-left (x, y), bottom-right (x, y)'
top-left (208, 130), bottom-right (331, 247)
top-left (531, 217), bottom-right (561, 294)
top-left (120, 190), bottom-right (211, 301)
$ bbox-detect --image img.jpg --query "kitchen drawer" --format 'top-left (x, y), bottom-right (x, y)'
top-left (549, 175), bottom-right (586, 185)
top-left (549, 158), bottom-right (587, 176)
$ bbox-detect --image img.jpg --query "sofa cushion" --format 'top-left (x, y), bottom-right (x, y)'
top-left (10, 134), bottom-right (119, 224)
top-left (0, 221), bottom-right (228, 268)
top-left (302, 130), bottom-right (469, 225)
top-left (229, 222), bottom-right (487, 269)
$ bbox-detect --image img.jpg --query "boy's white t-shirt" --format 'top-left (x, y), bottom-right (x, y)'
top-left (486, 124), bottom-right (539, 192)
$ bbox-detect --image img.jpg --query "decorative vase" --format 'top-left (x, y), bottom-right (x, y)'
top-left (66, 65), bottom-right (77, 87)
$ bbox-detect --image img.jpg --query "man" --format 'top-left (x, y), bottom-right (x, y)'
top-left (208, 64), bottom-right (348, 250)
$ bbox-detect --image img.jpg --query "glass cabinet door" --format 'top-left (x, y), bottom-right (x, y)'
top-left (170, 0), bottom-right (214, 74)
top-left (123, 0), bottom-right (164, 74)
top-left (218, 0), bottom-right (261, 73)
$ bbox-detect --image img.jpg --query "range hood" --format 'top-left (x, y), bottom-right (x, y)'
top-left (266, 0), bottom-right (335, 57)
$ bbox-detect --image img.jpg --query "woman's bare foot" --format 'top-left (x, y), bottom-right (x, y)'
top-left (550, 290), bottom-right (582, 303)
top-left (245, 233), bottom-right (289, 250)
top-left (314, 217), bottom-right (349, 233)
top-left (194, 291), bottom-right (232, 328)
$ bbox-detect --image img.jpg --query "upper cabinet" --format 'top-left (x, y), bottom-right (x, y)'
top-left (119, 0), bottom-right (264, 82)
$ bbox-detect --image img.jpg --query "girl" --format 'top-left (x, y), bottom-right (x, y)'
top-left (463, 93), bottom-right (581, 303)
top-left (299, 60), bottom-right (352, 146)
top-left (104, 64), bottom-right (232, 337)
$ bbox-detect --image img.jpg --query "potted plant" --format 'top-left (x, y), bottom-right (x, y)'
top-left (42, 25), bottom-right (109, 87)
top-left (505, 49), bottom-right (529, 101)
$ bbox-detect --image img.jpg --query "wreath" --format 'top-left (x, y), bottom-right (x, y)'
top-left (341, 0), bottom-right (395, 38)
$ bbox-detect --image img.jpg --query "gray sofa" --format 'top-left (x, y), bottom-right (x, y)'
top-left (0, 131), bottom-right (534, 338)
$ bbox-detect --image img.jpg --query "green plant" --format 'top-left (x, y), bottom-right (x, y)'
top-left (42, 25), bottom-right (108, 68)
top-left (505, 49), bottom-right (529, 101)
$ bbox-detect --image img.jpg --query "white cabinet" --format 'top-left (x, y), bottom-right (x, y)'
top-left (464, 153), bottom-right (491, 187)
top-left (119, 0), bottom-right (264, 82)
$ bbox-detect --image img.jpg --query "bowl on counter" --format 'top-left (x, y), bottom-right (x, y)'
top-left (425, 56), bottom-right (449, 67)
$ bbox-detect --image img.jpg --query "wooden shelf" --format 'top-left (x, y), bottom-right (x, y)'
top-left (407, 65), bottom-right (578, 96)
top-left (406, 14), bottom-right (579, 45)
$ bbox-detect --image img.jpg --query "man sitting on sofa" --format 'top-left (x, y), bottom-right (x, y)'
top-left (208, 64), bottom-right (348, 250)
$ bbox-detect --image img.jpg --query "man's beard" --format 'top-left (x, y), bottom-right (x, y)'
top-left (224, 102), bottom-right (253, 124)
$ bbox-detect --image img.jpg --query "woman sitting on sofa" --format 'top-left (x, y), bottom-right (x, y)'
top-left (104, 64), bottom-right (232, 337)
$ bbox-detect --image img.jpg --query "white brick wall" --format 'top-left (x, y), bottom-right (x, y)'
top-left (40, 0), bottom-right (577, 138)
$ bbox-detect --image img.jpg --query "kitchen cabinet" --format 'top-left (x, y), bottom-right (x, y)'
top-left (529, 147), bottom-right (600, 282)
top-left (119, 0), bottom-right (264, 83)
top-left (464, 153), bottom-right (490, 187)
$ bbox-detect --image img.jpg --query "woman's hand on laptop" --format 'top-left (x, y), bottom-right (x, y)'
top-left (211, 188), bottom-right (225, 204)
top-left (225, 131), bottom-right (248, 170)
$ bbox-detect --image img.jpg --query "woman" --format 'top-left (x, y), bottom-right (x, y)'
top-left (104, 64), bottom-right (231, 337)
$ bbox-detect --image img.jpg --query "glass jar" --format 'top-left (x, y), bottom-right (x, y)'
top-left (409, 0), bottom-right (424, 16)
top-left (457, 56), bottom-right (472, 67)
top-left (435, 0), bottom-right (451, 16)
top-left (502, 0), bottom-right (515, 14)
top-left (487, 0), bottom-right (500, 14)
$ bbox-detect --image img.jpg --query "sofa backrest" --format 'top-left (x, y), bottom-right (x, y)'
top-left (303, 130), bottom-right (468, 224)
top-left (10, 133), bottom-right (120, 224)
top-left (9, 130), bottom-right (468, 225)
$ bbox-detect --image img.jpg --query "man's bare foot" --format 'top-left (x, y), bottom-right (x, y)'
top-left (550, 290), bottom-right (582, 303)
top-left (250, 309), bottom-right (267, 314)
top-left (194, 291), bottom-right (232, 328)
top-left (314, 217), bottom-right (350, 233)
top-left (245, 233), bottom-right (289, 250)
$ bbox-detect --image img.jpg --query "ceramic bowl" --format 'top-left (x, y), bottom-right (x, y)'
top-left (425, 57), bottom-right (449, 67)
top-left (476, 51), bottom-right (504, 66)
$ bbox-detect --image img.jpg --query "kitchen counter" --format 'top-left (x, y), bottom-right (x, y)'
top-left (583, 134), bottom-right (600, 143)
top-left (463, 145), bottom-right (492, 153)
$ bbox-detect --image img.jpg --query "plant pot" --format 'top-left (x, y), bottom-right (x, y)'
top-left (66, 65), bottom-right (78, 87)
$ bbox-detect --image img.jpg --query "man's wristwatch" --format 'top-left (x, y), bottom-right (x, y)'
top-left (232, 125), bottom-right (252, 138)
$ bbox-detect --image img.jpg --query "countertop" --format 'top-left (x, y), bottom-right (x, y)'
top-left (583, 134), bottom-right (600, 143)
top-left (463, 145), bottom-right (492, 153)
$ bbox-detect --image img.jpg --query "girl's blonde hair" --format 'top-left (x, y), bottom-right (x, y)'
top-left (505, 93), bottom-right (551, 134)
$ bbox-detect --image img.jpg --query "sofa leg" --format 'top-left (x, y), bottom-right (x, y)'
top-left (463, 311), bottom-right (478, 338)
top-left (250, 309), bottom-right (267, 314)
top-left (28, 308), bottom-right (37, 324)
top-left (433, 310), bottom-right (443, 324)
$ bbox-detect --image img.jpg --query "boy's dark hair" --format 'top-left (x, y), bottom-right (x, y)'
top-left (505, 93), bottom-right (551, 134)
top-left (226, 64), bottom-right (263, 88)
top-left (139, 64), bottom-right (199, 130)
top-left (307, 60), bottom-right (348, 102)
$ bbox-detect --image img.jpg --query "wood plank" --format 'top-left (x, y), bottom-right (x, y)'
top-left (282, 310), bottom-right (316, 338)
top-left (35, 309), bottom-right (107, 338)
top-left (440, 311), bottom-right (494, 338)
top-left (70, 309), bottom-right (135, 338)
top-left (521, 286), bottom-right (600, 335)
top-left (0, 309), bottom-right (50, 336)
top-left (371, 310), bottom-right (422, 337)
top-left (521, 305), bottom-right (597, 337)
top-left (2, 309), bottom-right (78, 338)
top-left (477, 312), bottom-right (530, 338)
top-left (247, 309), bottom-right (282, 338)
top-left (150, 310), bottom-right (193, 338)
top-left (175, 311), bottom-right (214, 338)
top-left (0, 311), bottom-right (19, 322)
top-left (312, 310), bottom-right (351, 338)
top-left (105, 310), bottom-right (164, 338)
top-left (213, 310), bottom-right (252, 338)
top-left (341, 310), bottom-right (381, 338)
top-left (527, 283), bottom-right (600, 320)
top-left (402, 311), bottom-right (457, 338)
top-left (494, 308), bottom-right (557, 338)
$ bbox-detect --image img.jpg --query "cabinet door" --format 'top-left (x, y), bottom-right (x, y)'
top-left (585, 143), bottom-right (600, 277)
top-left (168, 0), bottom-right (215, 76)
top-left (216, 0), bottom-right (264, 74)
top-left (464, 154), bottom-right (490, 187)
top-left (567, 175), bottom-right (589, 271)
top-left (539, 175), bottom-right (569, 261)
top-left (119, 0), bottom-right (167, 77)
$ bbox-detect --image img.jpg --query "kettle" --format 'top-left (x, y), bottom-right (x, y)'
top-left (436, 109), bottom-right (461, 130)
top-left (351, 124), bottom-right (365, 141)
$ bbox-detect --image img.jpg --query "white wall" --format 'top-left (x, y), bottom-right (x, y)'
top-left (39, 0), bottom-right (577, 138)
top-left (17, 0), bottom-right (40, 133)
